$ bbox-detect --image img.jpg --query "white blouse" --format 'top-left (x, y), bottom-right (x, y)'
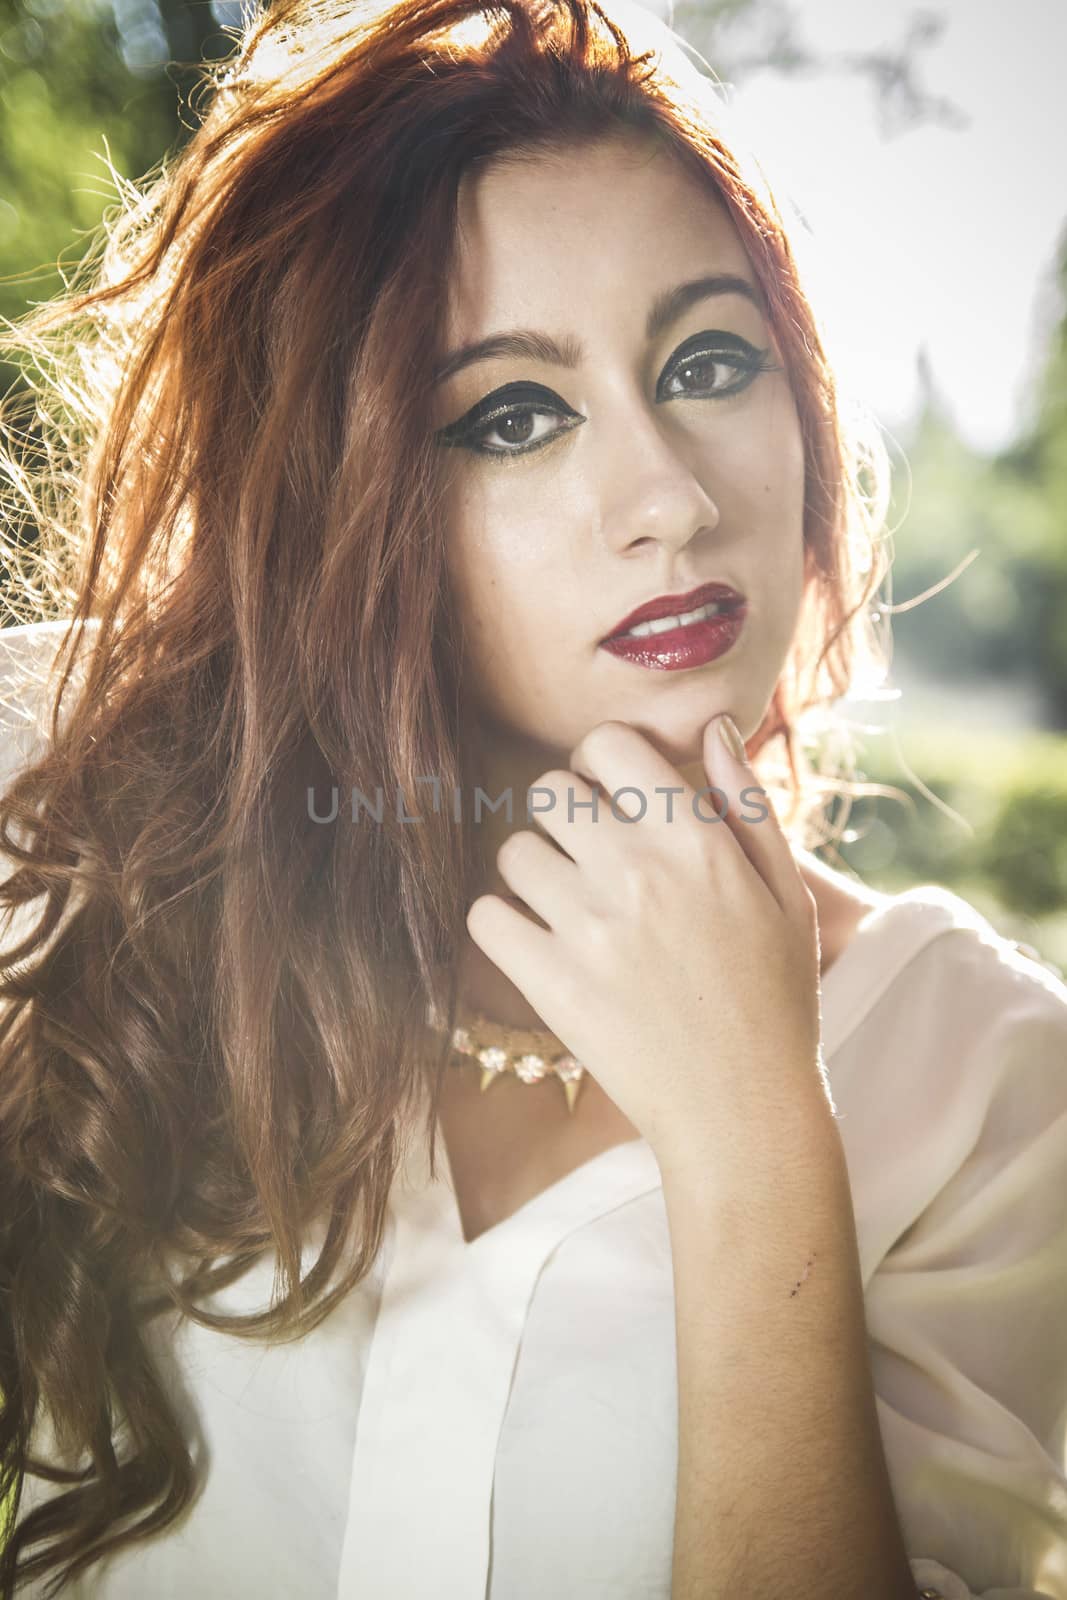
top-left (4, 619), bottom-right (1067, 1600)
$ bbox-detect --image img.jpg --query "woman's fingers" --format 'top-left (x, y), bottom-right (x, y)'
top-left (704, 713), bottom-right (813, 922)
top-left (484, 716), bottom-right (812, 957)
top-left (563, 720), bottom-right (746, 878)
top-left (465, 888), bottom-right (558, 1003)
top-left (566, 721), bottom-right (677, 824)
top-left (493, 824), bottom-right (580, 932)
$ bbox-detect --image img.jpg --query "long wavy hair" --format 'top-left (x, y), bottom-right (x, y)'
top-left (0, 0), bottom-right (891, 1590)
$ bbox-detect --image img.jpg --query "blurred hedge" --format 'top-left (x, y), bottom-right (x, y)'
top-left (824, 722), bottom-right (1067, 975)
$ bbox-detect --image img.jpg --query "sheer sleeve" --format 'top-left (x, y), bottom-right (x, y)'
top-left (0, 622), bottom-right (56, 783)
top-left (863, 941), bottom-right (1067, 1600)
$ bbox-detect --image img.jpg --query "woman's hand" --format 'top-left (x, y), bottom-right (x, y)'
top-left (465, 714), bottom-right (828, 1174)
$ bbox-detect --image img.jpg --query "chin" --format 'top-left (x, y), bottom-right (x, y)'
top-left (630, 697), bottom-right (754, 760)
top-left (614, 722), bottom-right (713, 776)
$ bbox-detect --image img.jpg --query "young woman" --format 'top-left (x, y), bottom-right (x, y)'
top-left (1, 0), bottom-right (1065, 1595)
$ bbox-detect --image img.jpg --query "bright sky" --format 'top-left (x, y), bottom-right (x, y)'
top-left (652, 0), bottom-right (1067, 454)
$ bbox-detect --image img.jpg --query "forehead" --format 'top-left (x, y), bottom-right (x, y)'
top-left (445, 130), bottom-right (755, 338)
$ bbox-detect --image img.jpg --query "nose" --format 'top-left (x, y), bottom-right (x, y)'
top-left (595, 398), bottom-right (721, 558)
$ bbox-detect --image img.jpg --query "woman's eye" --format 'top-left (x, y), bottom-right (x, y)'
top-left (658, 337), bottom-right (778, 402)
top-left (466, 404), bottom-right (572, 457)
top-left (435, 384), bottom-right (581, 461)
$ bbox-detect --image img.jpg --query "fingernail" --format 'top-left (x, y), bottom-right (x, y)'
top-left (718, 714), bottom-right (746, 762)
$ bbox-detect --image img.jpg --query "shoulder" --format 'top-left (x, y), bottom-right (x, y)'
top-left (835, 881), bottom-right (1067, 1165)
top-left (881, 880), bottom-right (1063, 1043)
top-left (885, 880), bottom-right (1067, 1018)
top-left (828, 884), bottom-right (1067, 1301)
top-left (923, 888), bottom-right (1067, 1119)
top-left (833, 873), bottom-right (1066, 1027)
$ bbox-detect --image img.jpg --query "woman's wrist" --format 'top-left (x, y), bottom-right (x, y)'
top-left (652, 1060), bottom-right (842, 1199)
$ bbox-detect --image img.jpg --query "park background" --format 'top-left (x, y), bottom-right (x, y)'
top-left (0, 0), bottom-right (1065, 969)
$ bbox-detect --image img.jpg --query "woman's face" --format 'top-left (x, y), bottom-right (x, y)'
top-left (432, 128), bottom-right (807, 774)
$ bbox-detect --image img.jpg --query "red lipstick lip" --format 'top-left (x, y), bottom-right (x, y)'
top-left (601, 581), bottom-right (746, 643)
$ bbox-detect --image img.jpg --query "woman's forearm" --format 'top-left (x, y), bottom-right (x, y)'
top-left (660, 1085), bottom-right (922, 1600)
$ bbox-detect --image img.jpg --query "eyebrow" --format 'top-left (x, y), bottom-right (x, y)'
top-left (430, 273), bottom-right (765, 389)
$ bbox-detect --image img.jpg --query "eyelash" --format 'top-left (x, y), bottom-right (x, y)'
top-left (436, 336), bottom-right (781, 461)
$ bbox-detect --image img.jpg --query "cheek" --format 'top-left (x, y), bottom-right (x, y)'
top-left (441, 477), bottom-right (497, 626)
top-left (784, 419), bottom-right (807, 525)
top-left (750, 394), bottom-right (805, 529)
top-left (696, 386), bottom-right (806, 532)
top-left (441, 501), bottom-right (542, 698)
top-left (441, 470), bottom-right (566, 634)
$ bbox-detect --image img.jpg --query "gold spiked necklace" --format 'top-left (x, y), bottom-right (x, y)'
top-left (427, 1004), bottom-right (588, 1114)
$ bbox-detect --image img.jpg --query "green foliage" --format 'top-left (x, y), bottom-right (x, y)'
top-left (0, 0), bottom-right (234, 392)
top-left (0, 3), bottom-right (157, 350)
top-left (828, 724), bottom-right (1067, 973)
top-left (887, 235), bottom-right (1067, 727)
